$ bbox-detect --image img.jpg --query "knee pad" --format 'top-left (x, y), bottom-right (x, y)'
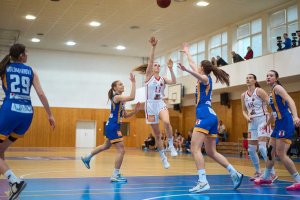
top-left (267, 145), bottom-right (273, 161)
top-left (8, 136), bottom-right (17, 142)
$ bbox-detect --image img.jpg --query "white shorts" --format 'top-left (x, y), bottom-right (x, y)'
top-left (145, 100), bottom-right (167, 124)
top-left (248, 115), bottom-right (272, 140)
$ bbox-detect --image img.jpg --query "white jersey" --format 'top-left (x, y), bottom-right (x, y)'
top-left (145, 75), bottom-right (166, 100)
top-left (243, 88), bottom-right (268, 118)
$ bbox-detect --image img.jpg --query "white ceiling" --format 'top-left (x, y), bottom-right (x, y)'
top-left (0, 0), bottom-right (292, 57)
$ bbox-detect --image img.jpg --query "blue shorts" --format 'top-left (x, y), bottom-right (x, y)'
top-left (0, 105), bottom-right (33, 140)
top-left (105, 123), bottom-right (123, 144)
top-left (194, 105), bottom-right (218, 137)
top-left (271, 113), bottom-right (295, 144)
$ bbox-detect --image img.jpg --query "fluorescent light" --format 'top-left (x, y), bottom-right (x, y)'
top-left (116, 45), bottom-right (126, 50)
top-left (66, 41), bottom-right (76, 46)
top-left (196, 1), bottom-right (209, 7)
top-left (25, 15), bottom-right (36, 20)
top-left (31, 38), bottom-right (40, 43)
top-left (89, 21), bottom-right (101, 27)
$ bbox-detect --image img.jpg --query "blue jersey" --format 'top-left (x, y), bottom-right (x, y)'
top-left (195, 75), bottom-right (212, 108)
top-left (269, 86), bottom-right (289, 120)
top-left (0, 62), bottom-right (34, 138)
top-left (1, 62), bottom-right (34, 111)
top-left (106, 95), bottom-right (125, 130)
top-left (269, 86), bottom-right (294, 142)
top-left (194, 75), bottom-right (218, 136)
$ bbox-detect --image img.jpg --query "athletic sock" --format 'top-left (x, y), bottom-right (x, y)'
top-left (226, 164), bottom-right (237, 176)
top-left (197, 169), bottom-right (208, 183)
top-left (4, 170), bottom-right (21, 184)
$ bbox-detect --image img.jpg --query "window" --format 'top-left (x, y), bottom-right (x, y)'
top-left (236, 18), bottom-right (262, 58)
top-left (270, 5), bottom-right (298, 52)
top-left (155, 56), bottom-right (167, 77)
top-left (209, 32), bottom-right (227, 63)
top-left (181, 40), bottom-right (205, 76)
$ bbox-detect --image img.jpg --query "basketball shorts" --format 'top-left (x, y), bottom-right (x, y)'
top-left (248, 115), bottom-right (271, 140)
top-left (0, 105), bottom-right (33, 140)
top-left (193, 106), bottom-right (218, 137)
top-left (145, 100), bottom-right (167, 124)
top-left (271, 113), bottom-right (295, 144)
top-left (105, 123), bottom-right (123, 144)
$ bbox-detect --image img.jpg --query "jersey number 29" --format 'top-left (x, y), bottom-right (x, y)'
top-left (10, 75), bottom-right (30, 94)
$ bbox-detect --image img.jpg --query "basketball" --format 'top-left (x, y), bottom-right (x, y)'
top-left (157, 0), bottom-right (171, 8)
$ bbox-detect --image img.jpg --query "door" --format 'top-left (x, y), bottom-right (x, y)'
top-left (76, 121), bottom-right (96, 148)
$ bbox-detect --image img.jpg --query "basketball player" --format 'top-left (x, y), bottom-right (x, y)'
top-left (81, 73), bottom-right (140, 182)
top-left (177, 43), bottom-right (243, 193)
top-left (0, 44), bottom-right (55, 200)
top-left (254, 70), bottom-right (300, 191)
top-left (144, 36), bottom-right (177, 169)
top-left (241, 74), bottom-right (277, 181)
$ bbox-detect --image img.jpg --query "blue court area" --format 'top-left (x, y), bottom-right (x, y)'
top-left (1, 175), bottom-right (299, 200)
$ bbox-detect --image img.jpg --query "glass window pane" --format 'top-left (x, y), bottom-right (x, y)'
top-left (197, 53), bottom-right (205, 64)
top-left (270, 9), bottom-right (286, 28)
top-left (210, 47), bottom-right (221, 59)
top-left (270, 25), bottom-right (286, 52)
top-left (170, 51), bottom-right (178, 61)
top-left (189, 43), bottom-right (197, 55)
top-left (237, 23), bottom-right (250, 39)
top-left (252, 34), bottom-right (262, 57)
top-left (237, 37), bottom-right (250, 58)
top-left (154, 57), bottom-right (160, 64)
top-left (210, 34), bottom-right (221, 48)
top-left (221, 45), bottom-right (228, 63)
top-left (182, 56), bottom-right (189, 76)
top-left (222, 32), bottom-right (227, 44)
top-left (251, 18), bottom-right (262, 34)
top-left (287, 5), bottom-right (298, 22)
top-left (198, 40), bottom-right (205, 52)
top-left (288, 22), bottom-right (298, 35)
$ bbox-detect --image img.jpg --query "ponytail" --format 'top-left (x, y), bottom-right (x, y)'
top-left (107, 80), bottom-right (119, 103)
top-left (108, 88), bottom-right (114, 101)
top-left (0, 43), bottom-right (26, 77)
top-left (201, 60), bottom-right (230, 86)
top-left (0, 55), bottom-right (10, 76)
top-left (211, 65), bottom-right (230, 86)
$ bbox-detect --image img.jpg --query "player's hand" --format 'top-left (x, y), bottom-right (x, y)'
top-left (48, 115), bottom-right (56, 129)
top-left (167, 59), bottom-right (173, 69)
top-left (177, 63), bottom-right (187, 71)
top-left (293, 117), bottom-right (300, 127)
top-left (135, 102), bottom-right (141, 112)
top-left (149, 37), bottom-right (158, 47)
top-left (129, 73), bottom-right (135, 83)
top-left (181, 43), bottom-right (189, 54)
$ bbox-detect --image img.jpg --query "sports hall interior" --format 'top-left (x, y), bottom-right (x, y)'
top-left (0, 0), bottom-right (300, 200)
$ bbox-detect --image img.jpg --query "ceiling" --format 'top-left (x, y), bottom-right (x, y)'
top-left (0, 0), bottom-right (292, 57)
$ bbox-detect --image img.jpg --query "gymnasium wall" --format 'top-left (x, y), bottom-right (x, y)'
top-left (26, 48), bottom-right (142, 109)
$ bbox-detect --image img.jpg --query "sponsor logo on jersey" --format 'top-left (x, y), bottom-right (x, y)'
top-left (11, 103), bottom-right (33, 113)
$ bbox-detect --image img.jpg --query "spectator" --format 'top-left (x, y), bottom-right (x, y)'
top-left (231, 51), bottom-right (244, 63)
top-left (297, 31), bottom-right (300, 46)
top-left (216, 56), bottom-right (228, 67)
top-left (211, 57), bottom-right (217, 66)
top-left (161, 132), bottom-right (168, 150)
top-left (144, 133), bottom-right (155, 150)
top-left (283, 33), bottom-right (292, 50)
top-left (244, 46), bottom-right (253, 60)
top-left (174, 132), bottom-right (184, 152)
top-left (185, 130), bottom-right (192, 153)
top-left (241, 133), bottom-right (248, 158)
top-left (218, 120), bottom-right (227, 141)
top-left (218, 120), bottom-right (226, 134)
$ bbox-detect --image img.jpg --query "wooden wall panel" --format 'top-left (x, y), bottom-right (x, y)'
top-left (11, 91), bottom-right (300, 147)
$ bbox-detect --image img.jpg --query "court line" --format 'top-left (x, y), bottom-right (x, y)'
top-left (142, 193), bottom-right (300, 200)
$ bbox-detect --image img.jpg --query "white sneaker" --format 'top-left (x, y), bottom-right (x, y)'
top-left (161, 157), bottom-right (170, 169)
top-left (231, 171), bottom-right (244, 189)
top-left (189, 181), bottom-right (210, 193)
top-left (169, 146), bottom-right (178, 157)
